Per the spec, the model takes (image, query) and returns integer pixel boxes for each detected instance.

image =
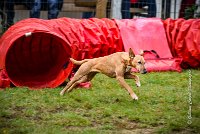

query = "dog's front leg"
[116,76,138,100]
[124,73,141,87]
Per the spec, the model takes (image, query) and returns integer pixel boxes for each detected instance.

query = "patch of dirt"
[0,106,25,120]
[120,128,155,134]
[114,120,138,130]
[112,118,161,134]
[13,106,25,112]
[48,106,66,113]
[170,128,199,134]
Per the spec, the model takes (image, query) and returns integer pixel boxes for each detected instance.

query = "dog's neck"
[121,58,134,73]
[125,65,132,73]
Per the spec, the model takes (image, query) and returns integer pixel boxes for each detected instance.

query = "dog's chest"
[101,68,117,78]
[125,65,132,73]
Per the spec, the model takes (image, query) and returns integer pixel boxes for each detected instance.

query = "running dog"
[60,48,147,100]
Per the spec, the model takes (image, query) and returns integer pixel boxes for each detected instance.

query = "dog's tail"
[70,58,89,65]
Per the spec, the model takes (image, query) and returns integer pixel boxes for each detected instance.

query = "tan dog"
[60,48,147,100]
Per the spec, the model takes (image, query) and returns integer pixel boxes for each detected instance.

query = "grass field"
[0,69,200,134]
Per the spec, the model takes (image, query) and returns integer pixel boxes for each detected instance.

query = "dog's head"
[128,48,147,74]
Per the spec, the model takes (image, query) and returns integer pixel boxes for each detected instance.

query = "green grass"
[0,69,200,134]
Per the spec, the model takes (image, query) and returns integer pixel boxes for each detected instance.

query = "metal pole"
[174,0,177,19]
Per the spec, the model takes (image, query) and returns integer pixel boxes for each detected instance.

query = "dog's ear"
[140,50,144,56]
[129,48,135,59]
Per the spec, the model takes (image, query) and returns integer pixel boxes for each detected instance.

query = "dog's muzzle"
[141,69,147,74]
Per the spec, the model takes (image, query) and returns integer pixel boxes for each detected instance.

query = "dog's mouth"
[140,69,147,74]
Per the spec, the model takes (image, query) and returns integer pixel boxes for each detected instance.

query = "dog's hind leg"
[124,73,141,87]
[60,72,97,95]
[66,75,88,93]
[67,72,97,93]
[60,75,83,95]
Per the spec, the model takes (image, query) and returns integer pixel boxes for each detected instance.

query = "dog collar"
[125,65,132,73]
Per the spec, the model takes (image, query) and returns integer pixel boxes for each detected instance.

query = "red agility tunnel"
[163,18,200,68]
[0,18,123,88]
[0,19,73,88]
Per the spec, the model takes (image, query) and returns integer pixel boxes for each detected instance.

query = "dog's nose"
[142,69,147,74]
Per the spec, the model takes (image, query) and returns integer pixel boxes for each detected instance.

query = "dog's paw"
[133,96,138,100]
[136,81,141,87]
[131,94,139,100]
[60,91,65,96]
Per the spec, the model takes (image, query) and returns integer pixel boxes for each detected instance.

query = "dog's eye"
[138,61,142,64]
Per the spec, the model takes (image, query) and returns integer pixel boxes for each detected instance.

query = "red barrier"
[115,18,182,72]
[0,18,123,88]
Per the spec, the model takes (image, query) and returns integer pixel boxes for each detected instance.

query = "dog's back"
[70,58,90,65]
[70,52,129,66]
